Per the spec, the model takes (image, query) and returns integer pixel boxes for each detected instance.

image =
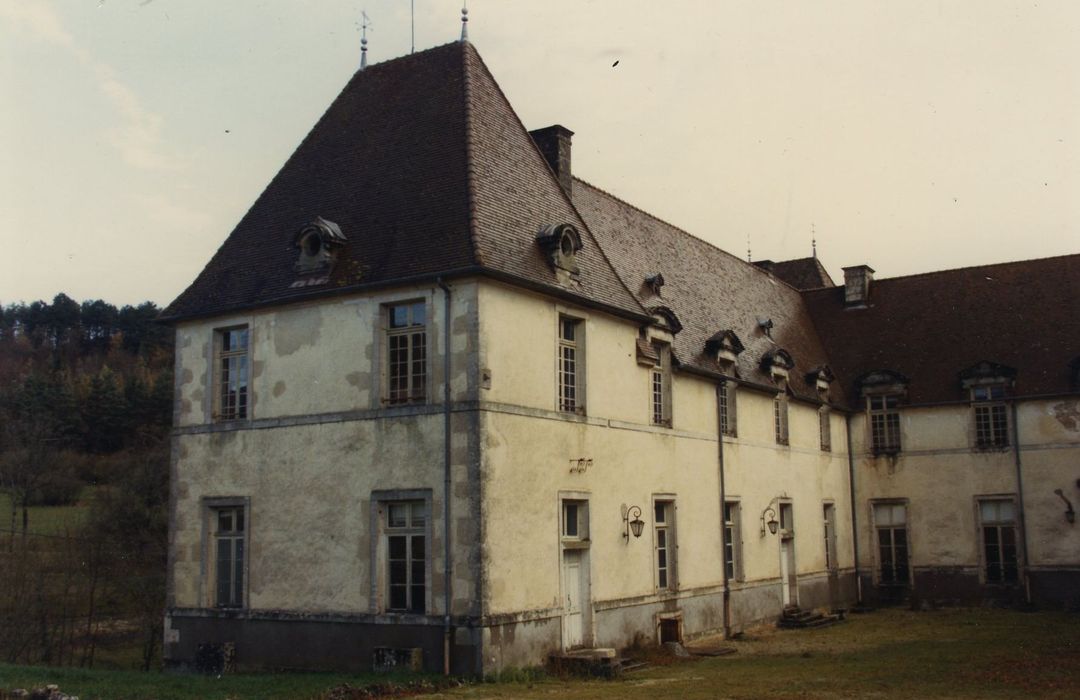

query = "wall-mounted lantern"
[760,497,781,537]
[622,505,645,541]
[1054,489,1076,524]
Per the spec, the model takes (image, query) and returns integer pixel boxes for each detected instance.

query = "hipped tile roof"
[755,257,836,290]
[802,254,1080,404]
[162,42,644,322]
[572,180,836,402]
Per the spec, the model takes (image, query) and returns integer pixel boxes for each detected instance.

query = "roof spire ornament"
[812,222,817,259]
[747,234,752,263]
[460,3,469,42]
[359,11,371,70]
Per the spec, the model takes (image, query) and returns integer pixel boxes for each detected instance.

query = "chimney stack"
[842,265,875,307]
[529,125,574,196]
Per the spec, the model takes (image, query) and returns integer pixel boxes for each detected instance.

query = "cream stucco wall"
[852,398,1080,578]
[170,280,481,617]
[475,282,855,625]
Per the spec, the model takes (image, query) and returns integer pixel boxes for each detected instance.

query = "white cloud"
[2,0,180,171]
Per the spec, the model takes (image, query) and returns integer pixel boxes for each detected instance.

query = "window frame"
[652,498,677,592]
[561,498,590,544]
[214,325,250,422]
[867,394,902,455]
[774,392,790,446]
[971,384,1009,450]
[719,381,737,437]
[871,501,910,586]
[370,489,433,616]
[977,497,1021,585]
[819,406,832,452]
[723,500,743,582]
[556,314,586,414]
[201,496,250,610]
[823,502,838,572]
[382,300,429,406]
[650,340,673,427]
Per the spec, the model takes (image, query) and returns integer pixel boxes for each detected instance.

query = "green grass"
[0,664,448,700]
[0,488,95,538]
[445,608,1080,699]
[1,608,1077,699]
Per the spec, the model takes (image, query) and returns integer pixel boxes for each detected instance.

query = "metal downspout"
[1011,401,1032,604]
[716,382,731,637]
[438,279,453,675]
[845,413,863,605]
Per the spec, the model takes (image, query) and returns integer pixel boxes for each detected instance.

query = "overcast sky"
[2,0,1078,306]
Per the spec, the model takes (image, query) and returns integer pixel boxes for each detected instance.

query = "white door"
[780,539,791,605]
[562,550,584,648]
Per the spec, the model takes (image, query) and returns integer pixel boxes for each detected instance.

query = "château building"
[160,40,1080,674]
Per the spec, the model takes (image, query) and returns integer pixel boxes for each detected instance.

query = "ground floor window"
[979,499,1019,584]
[210,503,246,608]
[823,503,838,571]
[654,500,676,590]
[723,501,742,581]
[873,502,909,585]
[386,501,427,613]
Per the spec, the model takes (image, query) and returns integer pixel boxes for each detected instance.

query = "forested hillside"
[0,294,174,669]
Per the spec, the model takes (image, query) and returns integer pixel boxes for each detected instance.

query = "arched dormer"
[537,223,583,278]
[958,361,1017,391]
[294,217,347,275]
[857,369,909,397]
[806,365,835,395]
[647,306,683,335]
[761,348,795,382]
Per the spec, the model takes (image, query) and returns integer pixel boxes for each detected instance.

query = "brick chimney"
[529,125,574,196]
[842,265,875,307]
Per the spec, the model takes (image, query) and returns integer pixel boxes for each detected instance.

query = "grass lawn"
[1,608,1077,699]
[448,607,1080,699]
[0,488,96,538]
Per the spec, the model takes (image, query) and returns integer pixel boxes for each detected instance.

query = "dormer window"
[761,348,795,382]
[705,330,745,370]
[537,223,583,283]
[960,361,1016,450]
[645,274,665,296]
[806,365,835,400]
[294,217,347,275]
[858,370,909,455]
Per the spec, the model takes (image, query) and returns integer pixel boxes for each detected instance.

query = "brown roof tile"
[802,254,1080,404]
[163,42,643,322]
[755,257,836,290]
[572,179,836,402]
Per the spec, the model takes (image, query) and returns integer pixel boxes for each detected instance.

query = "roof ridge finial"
[359,10,371,70]
[460,2,469,42]
[747,233,752,263]
[811,222,817,259]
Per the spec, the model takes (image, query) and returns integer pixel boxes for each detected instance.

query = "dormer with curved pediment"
[761,347,795,382]
[857,369,909,398]
[647,306,683,335]
[536,223,583,284]
[294,217,347,276]
[806,364,836,398]
[958,360,1017,391]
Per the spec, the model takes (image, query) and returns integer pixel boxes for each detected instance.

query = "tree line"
[0,293,173,669]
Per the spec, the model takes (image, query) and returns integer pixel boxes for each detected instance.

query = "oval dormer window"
[294,217,347,276]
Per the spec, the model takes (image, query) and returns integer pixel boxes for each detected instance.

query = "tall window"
[723,501,742,581]
[558,317,583,413]
[651,341,672,426]
[819,407,832,451]
[774,393,789,445]
[386,302,427,404]
[972,385,1009,448]
[719,382,737,437]
[979,499,1019,584]
[654,500,676,590]
[868,395,901,454]
[386,501,426,613]
[823,503,838,571]
[217,327,249,420]
[214,507,245,608]
[873,503,909,585]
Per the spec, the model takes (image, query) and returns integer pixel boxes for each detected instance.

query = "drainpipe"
[716,381,731,637]
[437,279,453,675]
[845,413,863,605]
[1010,401,1032,604]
